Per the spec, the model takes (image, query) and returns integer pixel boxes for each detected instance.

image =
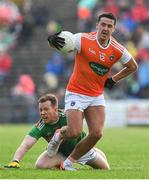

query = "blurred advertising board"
[105,100,149,127]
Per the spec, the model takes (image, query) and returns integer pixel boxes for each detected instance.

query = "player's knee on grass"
[35,161,47,169]
[35,162,42,169]
[87,156,110,170]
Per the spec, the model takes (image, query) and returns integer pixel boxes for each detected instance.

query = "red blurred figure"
[102,0,119,16]
[12,74,35,96]
[0,47,12,83]
[131,0,149,23]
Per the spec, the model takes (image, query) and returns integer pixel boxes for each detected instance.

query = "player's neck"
[98,38,110,47]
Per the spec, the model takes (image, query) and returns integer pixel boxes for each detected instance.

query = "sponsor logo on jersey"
[109,54,115,61]
[89,62,109,76]
[71,101,76,106]
[89,48,96,55]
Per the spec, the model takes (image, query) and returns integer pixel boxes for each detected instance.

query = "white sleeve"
[119,48,132,64]
[74,33,82,52]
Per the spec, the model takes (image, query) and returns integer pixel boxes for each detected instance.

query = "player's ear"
[96,22,99,30]
[54,106,58,112]
[112,26,116,33]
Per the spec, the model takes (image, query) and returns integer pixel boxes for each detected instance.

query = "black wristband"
[104,78,116,89]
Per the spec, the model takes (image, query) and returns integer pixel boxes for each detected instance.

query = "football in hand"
[58,31,76,53]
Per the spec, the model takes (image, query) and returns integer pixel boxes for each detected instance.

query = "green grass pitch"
[0,124,149,179]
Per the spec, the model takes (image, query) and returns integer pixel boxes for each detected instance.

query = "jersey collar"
[96,32,111,49]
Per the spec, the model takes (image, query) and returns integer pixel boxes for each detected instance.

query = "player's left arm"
[5,135,37,168]
[105,48,138,89]
[112,57,138,82]
[12,135,37,162]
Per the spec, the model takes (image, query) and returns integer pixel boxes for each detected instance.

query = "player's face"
[96,17,115,41]
[39,101,58,124]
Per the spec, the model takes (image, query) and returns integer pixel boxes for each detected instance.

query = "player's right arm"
[5,135,37,168]
[47,31,65,50]
[12,135,37,162]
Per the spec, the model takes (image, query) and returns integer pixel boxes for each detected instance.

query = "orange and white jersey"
[66,32,132,96]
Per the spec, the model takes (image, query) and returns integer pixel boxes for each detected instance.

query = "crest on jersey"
[71,101,76,106]
[109,54,115,61]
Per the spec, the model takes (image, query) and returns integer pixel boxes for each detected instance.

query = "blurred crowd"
[0,0,149,123]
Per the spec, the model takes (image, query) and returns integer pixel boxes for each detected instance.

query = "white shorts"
[65,90,105,112]
[77,148,97,165]
[58,148,97,165]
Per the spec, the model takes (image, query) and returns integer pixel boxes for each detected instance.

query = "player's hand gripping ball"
[58,31,76,53]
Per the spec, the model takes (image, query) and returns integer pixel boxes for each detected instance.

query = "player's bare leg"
[61,106,105,170]
[86,148,110,170]
[94,148,108,162]
[70,106,105,159]
[35,151,64,169]
[63,109,84,138]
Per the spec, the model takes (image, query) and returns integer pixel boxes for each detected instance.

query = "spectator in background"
[102,0,119,16]
[18,0,35,42]
[0,46,12,84]
[31,1,49,26]
[0,0,22,25]
[10,0,24,7]
[0,0,23,48]
[44,52,65,91]
[137,28,149,50]
[46,20,62,35]
[130,0,149,24]
[131,26,144,47]
[118,11,137,41]
[11,74,38,123]
[77,0,98,31]
[0,24,16,50]
[117,0,130,13]
[137,49,149,98]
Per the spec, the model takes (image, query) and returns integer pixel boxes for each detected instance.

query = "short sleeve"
[74,33,82,52]
[28,126,42,140]
[119,48,132,64]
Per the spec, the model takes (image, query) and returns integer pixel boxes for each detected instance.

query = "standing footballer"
[47,12,138,170]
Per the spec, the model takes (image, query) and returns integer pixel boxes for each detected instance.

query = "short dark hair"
[97,12,116,25]
[38,93,58,107]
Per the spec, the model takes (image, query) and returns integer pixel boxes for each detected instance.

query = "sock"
[64,156,76,166]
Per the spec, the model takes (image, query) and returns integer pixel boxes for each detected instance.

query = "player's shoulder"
[111,36,124,47]
[35,118,45,129]
[82,31,96,40]
[110,36,125,52]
